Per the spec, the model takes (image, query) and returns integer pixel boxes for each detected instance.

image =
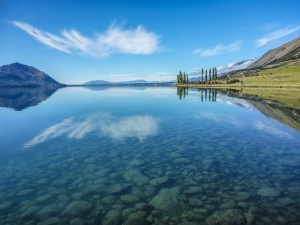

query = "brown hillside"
[248,36,300,68]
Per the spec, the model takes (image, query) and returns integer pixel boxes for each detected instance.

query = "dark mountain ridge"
[0,63,64,87]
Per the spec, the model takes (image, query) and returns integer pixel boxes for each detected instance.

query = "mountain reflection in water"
[0,87,59,111]
[0,87,300,224]
[222,88,300,132]
[178,87,300,133]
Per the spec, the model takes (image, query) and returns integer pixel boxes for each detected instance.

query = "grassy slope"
[236,59,300,87]
[180,59,300,88]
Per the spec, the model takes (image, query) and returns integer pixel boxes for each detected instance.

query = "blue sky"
[0,0,300,84]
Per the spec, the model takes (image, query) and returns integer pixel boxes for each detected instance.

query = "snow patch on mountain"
[217,58,257,74]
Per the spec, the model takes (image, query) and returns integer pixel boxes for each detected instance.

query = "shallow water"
[0,87,300,225]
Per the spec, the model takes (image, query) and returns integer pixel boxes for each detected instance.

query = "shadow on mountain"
[0,87,59,111]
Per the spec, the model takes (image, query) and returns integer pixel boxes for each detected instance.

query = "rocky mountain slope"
[248,36,300,69]
[0,63,64,87]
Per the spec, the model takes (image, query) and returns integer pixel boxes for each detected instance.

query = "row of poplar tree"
[177,68,218,84]
[199,68,218,82]
[177,71,188,84]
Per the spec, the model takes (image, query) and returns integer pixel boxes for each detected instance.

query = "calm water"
[0,87,300,225]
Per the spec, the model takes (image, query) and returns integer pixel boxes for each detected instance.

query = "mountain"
[217,58,257,74]
[83,79,171,86]
[115,79,148,84]
[248,36,300,69]
[187,58,257,82]
[83,80,112,85]
[188,76,202,82]
[0,63,64,87]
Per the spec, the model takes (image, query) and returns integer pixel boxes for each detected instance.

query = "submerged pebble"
[62,201,93,216]
[150,187,180,213]
[123,169,149,186]
[257,187,281,197]
[206,209,246,225]
[0,88,300,225]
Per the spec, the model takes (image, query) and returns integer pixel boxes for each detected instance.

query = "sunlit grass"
[183,59,300,88]
[237,59,300,86]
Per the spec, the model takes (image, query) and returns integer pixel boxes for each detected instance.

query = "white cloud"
[23,113,159,148]
[13,21,160,57]
[194,40,242,56]
[256,25,300,47]
[98,25,160,55]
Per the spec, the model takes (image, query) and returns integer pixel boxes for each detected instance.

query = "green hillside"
[226,58,300,87]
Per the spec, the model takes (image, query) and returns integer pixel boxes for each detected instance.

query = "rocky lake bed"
[0,87,300,225]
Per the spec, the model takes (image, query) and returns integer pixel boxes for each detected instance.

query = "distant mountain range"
[83,79,172,86]
[218,58,257,74]
[248,36,300,69]
[221,35,300,80]
[186,59,255,82]
[186,58,257,82]
[215,35,300,76]
[0,63,64,87]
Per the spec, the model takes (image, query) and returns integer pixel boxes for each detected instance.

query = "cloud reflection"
[194,112,243,127]
[195,112,293,139]
[24,114,159,148]
[217,95,255,110]
[86,87,176,98]
[101,115,158,141]
[253,120,293,139]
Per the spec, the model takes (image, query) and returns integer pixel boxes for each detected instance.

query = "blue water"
[0,87,300,225]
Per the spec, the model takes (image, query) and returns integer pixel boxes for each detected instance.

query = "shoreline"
[175,83,300,89]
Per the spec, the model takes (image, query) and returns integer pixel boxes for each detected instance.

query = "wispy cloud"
[194,40,242,56]
[256,25,300,47]
[12,21,161,57]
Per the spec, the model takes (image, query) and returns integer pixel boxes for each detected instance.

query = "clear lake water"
[0,87,300,225]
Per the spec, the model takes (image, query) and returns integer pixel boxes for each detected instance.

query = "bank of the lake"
[177,86,300,109]
[177,58,300,89]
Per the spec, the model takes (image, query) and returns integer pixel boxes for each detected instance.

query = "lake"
[0,86,300,225]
